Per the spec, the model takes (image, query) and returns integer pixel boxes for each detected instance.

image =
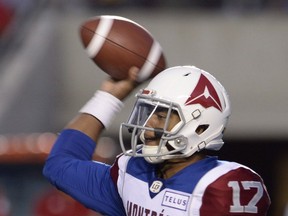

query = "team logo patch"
[185,74,223,111]
[150,180,163,193]
[162,191,189,211]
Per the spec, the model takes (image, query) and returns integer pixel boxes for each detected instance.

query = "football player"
[43,66,271,215]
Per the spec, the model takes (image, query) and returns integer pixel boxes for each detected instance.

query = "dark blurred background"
[0,0,287,215]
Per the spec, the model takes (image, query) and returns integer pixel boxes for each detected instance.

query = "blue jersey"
[43,129,270,216]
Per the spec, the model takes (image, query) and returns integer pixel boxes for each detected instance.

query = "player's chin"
[144,138,160,146]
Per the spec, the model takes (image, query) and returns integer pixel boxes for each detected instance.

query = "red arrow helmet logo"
[184,73,223,112]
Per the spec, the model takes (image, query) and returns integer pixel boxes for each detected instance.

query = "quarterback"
[43,66,271,215]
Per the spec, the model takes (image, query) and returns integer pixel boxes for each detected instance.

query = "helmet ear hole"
[195,124,209,135]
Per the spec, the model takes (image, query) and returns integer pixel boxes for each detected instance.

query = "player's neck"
[157,153,206,179]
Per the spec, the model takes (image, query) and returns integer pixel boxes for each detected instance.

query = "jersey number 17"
[228,181,263,214]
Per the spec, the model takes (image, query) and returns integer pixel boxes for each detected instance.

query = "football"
[79,15,167,82]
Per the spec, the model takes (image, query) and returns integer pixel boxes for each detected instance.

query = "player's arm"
[43,67,139,214]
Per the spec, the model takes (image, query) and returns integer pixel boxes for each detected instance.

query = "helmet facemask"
[119,91,188,163]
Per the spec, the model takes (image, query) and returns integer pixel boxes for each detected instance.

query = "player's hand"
[100,67,140,100]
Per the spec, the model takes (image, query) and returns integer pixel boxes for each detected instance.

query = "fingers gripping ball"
[79,15,167,82]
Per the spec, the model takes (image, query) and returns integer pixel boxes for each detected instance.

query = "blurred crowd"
[1,0,288,61]
[0,186,103,216]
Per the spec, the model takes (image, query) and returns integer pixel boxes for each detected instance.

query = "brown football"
[79,15,167,82]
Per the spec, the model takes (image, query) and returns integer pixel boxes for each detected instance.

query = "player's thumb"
[128,66,140,83]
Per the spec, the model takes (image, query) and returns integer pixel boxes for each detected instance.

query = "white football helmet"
[119,66,231,163]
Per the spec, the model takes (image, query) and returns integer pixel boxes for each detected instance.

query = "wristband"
[79,90,124,128]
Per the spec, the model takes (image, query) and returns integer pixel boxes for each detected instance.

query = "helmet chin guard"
[119,66,231,163]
